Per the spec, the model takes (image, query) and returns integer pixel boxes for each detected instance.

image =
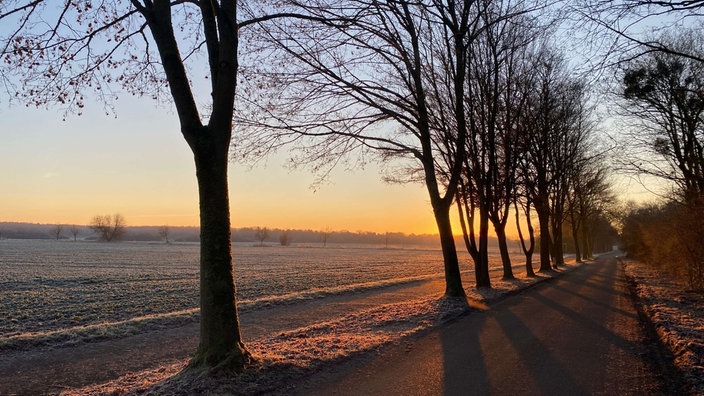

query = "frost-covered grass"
[623,259,704,395]
[55,297,481,395]
[58,263,576,396]
[1,239,494,349]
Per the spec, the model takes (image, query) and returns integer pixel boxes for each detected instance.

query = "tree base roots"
[188,343,254,376]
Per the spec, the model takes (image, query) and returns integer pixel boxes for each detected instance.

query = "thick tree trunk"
[494,223,514,280]
[476,210,491,288]
[514,200,535,277]
[433,202,466,297]
[552,230,565,268]
[525,254,535,277]
[571,222,582,262]
[189,141,250,371]
[535,199,552,272]
[581,224,591,259]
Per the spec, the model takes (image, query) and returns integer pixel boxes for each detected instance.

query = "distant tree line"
[0,221,452,246]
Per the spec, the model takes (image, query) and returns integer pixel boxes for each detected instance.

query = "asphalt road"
[301,255,682,395]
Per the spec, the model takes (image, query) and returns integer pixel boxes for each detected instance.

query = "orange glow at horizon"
[2,98,576,240]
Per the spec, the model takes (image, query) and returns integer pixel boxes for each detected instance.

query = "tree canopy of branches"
[158,225,170,244]
[52,224,64,240]
[0,0,280,372]
[254,226,269,246]
[580,0,704,65]
[455,3,546,285]
[566,160,616,261]
[618,31,704,204]
[239,0,488,296]
[89,214,126,242]
[515,49,594,271]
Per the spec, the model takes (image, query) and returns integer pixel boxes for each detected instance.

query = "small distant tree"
[254,227,269,246]
[321,228,332,248]
[90,214,126,242]
[279,230,291,246]
[69,225,80,241]
[159,225,171,244]
[52,224,64,240]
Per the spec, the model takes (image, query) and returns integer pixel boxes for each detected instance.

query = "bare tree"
[0,0,302,371]
[69,225,80,241]
[89,214,126,242]
[617,31,704,204]
[320,227,332,248]
[566,160,614,261]
[580,0,704,65]
[158,225,170,244]
[279,230,291,246]
[456,5,545,282]
[518,48,591,271]
[254,227,269,246]
[52,224,64,240]
[239,0,478,296]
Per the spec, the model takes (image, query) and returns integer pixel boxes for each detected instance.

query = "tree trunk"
[433,201,466,297]
[494,222,514,280]
[571,221,582,262]
[189,139,250,372]
[514,200,535,277]
[476,209,491,288]
[581,223,592,259]
[535,198,552,272]
[525,253,534,277]
[552,230,565,268]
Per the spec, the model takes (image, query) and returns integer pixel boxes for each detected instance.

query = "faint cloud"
[42,172,57,179]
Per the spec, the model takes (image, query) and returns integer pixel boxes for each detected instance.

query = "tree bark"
[433,200,466,297]
[476,209,492,288]
[552,230,565,268]
[494,223,514,280]
[514,199,536,277]
[570,211,582,262]
[535,197,552,272]
[581,223,592,259]
[142,1,248,372]
[189,136,250,371]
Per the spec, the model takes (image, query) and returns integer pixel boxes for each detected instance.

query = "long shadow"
[551,260,639,319]
[436,255,656,395]
[528,292,637,353]
[549,282,638,319]
[440,310,491,395]
[492,308,589,396]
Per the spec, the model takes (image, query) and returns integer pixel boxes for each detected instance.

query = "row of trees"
[47,215,128,242]
[239,0,616,291]
[46,217,126,242]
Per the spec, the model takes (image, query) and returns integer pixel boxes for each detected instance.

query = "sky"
[0,92,657,236]
[1,95,441,234]
[0,3,665,237]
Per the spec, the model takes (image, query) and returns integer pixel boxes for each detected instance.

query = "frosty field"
[0,239,500,343]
